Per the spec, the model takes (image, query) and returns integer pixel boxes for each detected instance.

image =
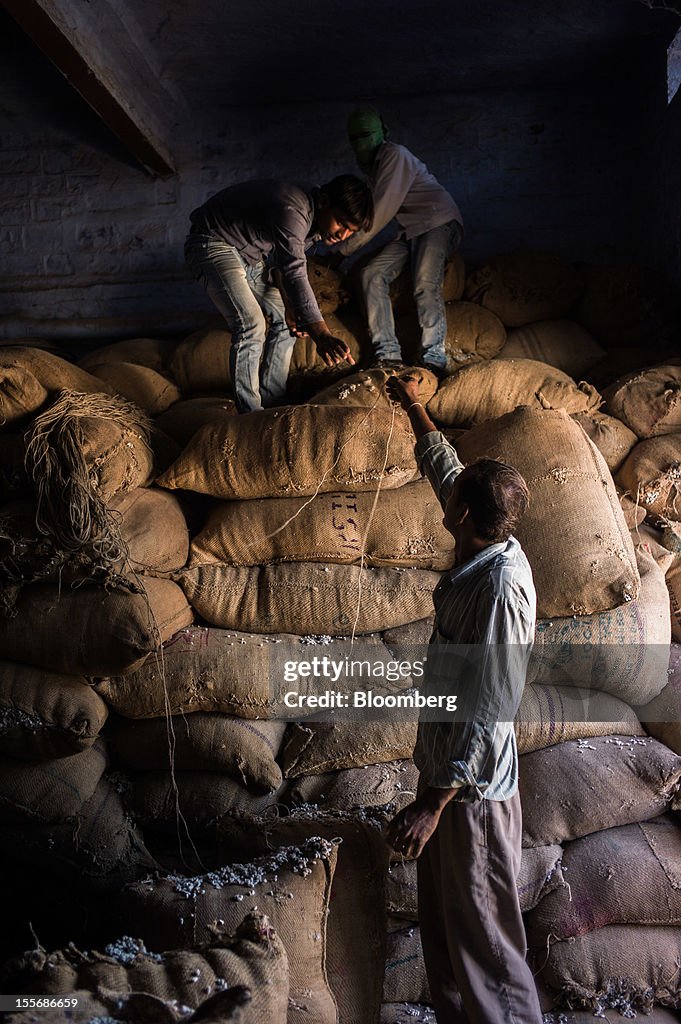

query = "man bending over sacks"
[385,374,542,1024]
[186,175,373,412]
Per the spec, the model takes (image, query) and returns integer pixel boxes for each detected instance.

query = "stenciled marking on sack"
[328,493,362,554]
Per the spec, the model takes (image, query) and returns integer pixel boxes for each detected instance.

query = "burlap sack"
[154,396,237,445]
[604,363,681,438]
[636,643,681,754]
[631,522,675,573]
[4,349,116,395]
[178,563,439,635]
[519,735,681,847]
[286,311,368,401]
[107,487,189,575]
[501,320,605,377]
[464,250,582,327]
[282,721,418,778]
[124,771,282,831]
[0,736,107,823]
[427,358,600,427]
[0,776,158,888]
[514,684,643,754]
[386,843,564,920]
[441,300,507,362]
[286,759,420,811]
[0,660,108,760]
[527,817,681,949]
[379,1006,436,1024]
[78,338,178,375]
[616,433,681,522]
[571,410,638,473]
[455,406,638,618]
[189,479,455,570]
[110,713,286,791]
[540,1006,679,1024]
[618,491,646,528]
[96,626,389,720]
[120,842,338,1024]
[169,326,232,394]
[574,262,679,349]
[586,347,656,391]
[383,618,434,649]
[536,924,681,1014]
[311,366,438,410]
[2,912,289,1023]
[218,809,389,1024]
[85,361,181,416]
[530,546,669,704]
[307,256,348,315]
[157,404,419,499]
[668,557,681,641]
[0,577,193,677]
[0,364,48,426]
[383,922,430,1004]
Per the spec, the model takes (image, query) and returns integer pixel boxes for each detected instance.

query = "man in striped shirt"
[385,376,542,1023]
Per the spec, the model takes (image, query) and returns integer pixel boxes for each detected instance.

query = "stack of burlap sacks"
[1,248,681,1023]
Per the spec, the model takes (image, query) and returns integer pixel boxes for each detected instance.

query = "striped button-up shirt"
[412,432,536,801]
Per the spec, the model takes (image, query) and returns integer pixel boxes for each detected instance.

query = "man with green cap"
[337,106,463,374]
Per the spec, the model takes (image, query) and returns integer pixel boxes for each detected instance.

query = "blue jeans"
[358,219,462,368]
[185,232,296,412]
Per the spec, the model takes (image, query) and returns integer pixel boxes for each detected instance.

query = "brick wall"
[0,20,667,343]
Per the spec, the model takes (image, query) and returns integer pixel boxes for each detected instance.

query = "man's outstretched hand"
[314,333,356,367]
[385,374,421,411]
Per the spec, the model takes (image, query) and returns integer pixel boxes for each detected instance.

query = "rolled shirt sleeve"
[414,430,465,512]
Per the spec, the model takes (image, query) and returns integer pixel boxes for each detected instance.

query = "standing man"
[185,176,373,412]
[336,107,463,374]
[385,376,543,1024]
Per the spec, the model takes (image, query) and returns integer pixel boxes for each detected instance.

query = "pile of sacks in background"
[0,247,680,1023]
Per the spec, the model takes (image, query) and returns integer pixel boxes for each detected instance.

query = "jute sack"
[535,925,681,1014]
[0,348,117,395]
[618,491,646,528]
[286,311,368,401]
[519,735,681,847]
[587,347,657,391]
[107,488,189,575]
[383,921,430,1004]
[501,320,605,377]
[574,262,679,348]
[514,684,643,755]
[571,410,638,474]
[616,433,681,522]
[311,366,438,410]
[379,1007,437,1024]
[0,736,107,823]
[464,250,582,327]
[218,809,389,1024]
[540,1006,680,1024]
[169,326,232,394]
[442,300,507,362]
[604,363,681,438]
[96,626,389,720]
[120,841,338,1024]
[526,817,681,949]
[0,365,48,426]
[178,563,440,635]
[0,660,108,760]
[85,361,181,416]
[0,776,158,889]
[456,407,638,618]
[124,771,283,831]
[636,643,681,754]
[157,404,418,499]
[307,256,348,315]
[427,358,600,428]
[110,713,286,791]
[529,546,670,704]
[386,843,564,920]
[282,721,418,778]
[154,396,237,445]
[0,577,193,676]
[78,337,178,376]
[2,912,290,1023]
[286,759,419,812]
[188,479,455,570]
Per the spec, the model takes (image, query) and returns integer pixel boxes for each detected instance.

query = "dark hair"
[456,458,530,543]
[320,175,373,232]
